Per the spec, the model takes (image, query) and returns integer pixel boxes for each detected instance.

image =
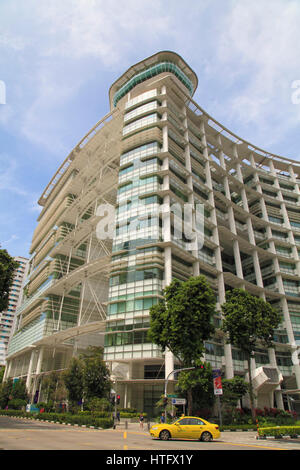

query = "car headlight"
[151,426,158,430]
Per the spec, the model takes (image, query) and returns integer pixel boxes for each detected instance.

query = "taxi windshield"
[170,417,182,424]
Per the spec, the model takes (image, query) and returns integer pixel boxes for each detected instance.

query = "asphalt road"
[0,416,300,454]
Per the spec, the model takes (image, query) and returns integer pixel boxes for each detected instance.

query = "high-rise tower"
[0,256,28,366]
[5,52,300,414]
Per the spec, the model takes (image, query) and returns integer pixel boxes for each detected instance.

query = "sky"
[1,0,300,259]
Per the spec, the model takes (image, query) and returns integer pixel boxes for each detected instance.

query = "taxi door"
[172,418,193,439]
[188,418,206,439]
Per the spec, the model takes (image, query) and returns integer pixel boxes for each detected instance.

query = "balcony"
[246,366,283,394]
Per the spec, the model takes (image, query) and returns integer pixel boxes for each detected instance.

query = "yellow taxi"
[149,416,220,442]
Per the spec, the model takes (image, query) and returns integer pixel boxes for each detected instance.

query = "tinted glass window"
[178,418,190,425]
[189,418,205,425]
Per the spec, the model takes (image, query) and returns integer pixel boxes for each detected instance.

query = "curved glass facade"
[113,61,194,107]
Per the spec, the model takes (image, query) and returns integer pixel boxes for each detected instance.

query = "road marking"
[218,441,287,451]
[123,431,128,450]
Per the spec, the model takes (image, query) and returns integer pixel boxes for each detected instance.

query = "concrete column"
[26,349,36,393]
[252,250,264,290]
[3,359,12,382]
[292,350,300,390]
[216,136,234,379]
[233,239,243,279]
[268,347,284,410]
[31,347,44,403]
[217,270,234,380]
[164,244,174,379]
[36,347,44,375]
[161,104,174,380]
[162,124,168,153]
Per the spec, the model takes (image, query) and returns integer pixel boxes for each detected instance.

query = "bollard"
[125,420,128,429]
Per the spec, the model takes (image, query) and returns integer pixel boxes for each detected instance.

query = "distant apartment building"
[0,256,28,365]
[4,51,300,414]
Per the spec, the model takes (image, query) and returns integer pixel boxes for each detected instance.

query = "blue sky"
[1,0,300,259]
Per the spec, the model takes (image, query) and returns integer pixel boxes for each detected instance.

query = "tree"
[63,347,111,411]
[0,378,28,409]
[81,347,111,400]
[221,288,281,421]
[0,249,18,312]
[63,358,84,407]
[221,375,249,409]
[10,379,28,401]
[0,379,13,408]
[176,362,214,416]
[40,371,67,409]
[148,275,216,413]
[0,366,5,384]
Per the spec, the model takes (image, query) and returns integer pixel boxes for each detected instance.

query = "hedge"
[258,426,300,438]
[0,410,113,429]
[220,424,257,432]
[0,410,25,418]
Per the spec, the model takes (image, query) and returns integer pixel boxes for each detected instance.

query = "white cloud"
[0,33,26,51]
[0,154,40,208]
[0,156,27,196]
[2,234,19,245]
[212,0,300,153]
[34,0,169,64]
[0,0,172,156]
[1,0,300,157]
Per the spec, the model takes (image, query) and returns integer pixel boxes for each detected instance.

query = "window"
[178,418,190,425]
[123,113,158,136]
[114,62,194,107]
[124,101,158,122]
[269,216,283,224]
[189,418,205,425]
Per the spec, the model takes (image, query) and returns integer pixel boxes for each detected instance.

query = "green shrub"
[220,424,257,432]
[119,408,137,413]
[36,402,51,411]
[0,409,113,429]
[258,426,300,438]
[7,399,27,410]
[85,397,111,412]
[257,408,296,426]
[0,409,26,417]
[119,412,147,419]
[90,411,111,418]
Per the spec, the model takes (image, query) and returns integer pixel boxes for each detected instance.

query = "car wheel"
[201,431,212,442]
[159,430,171,441]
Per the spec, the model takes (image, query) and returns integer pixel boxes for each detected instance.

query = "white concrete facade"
[4,52,300,415]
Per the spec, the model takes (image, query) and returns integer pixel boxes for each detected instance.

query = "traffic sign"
[212,369,223,395]
[167,394,178,398]
[171,398,186,405]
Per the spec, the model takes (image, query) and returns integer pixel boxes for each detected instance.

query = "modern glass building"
[0,256,28,366]
[4,51,300,414]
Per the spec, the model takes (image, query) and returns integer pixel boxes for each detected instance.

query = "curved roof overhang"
[109,50,198,109]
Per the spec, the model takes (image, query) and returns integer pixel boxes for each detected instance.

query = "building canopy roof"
[109,50,198,109]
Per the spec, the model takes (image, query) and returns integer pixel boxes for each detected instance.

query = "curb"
[256,435,300,440]
[222,429,256,432]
